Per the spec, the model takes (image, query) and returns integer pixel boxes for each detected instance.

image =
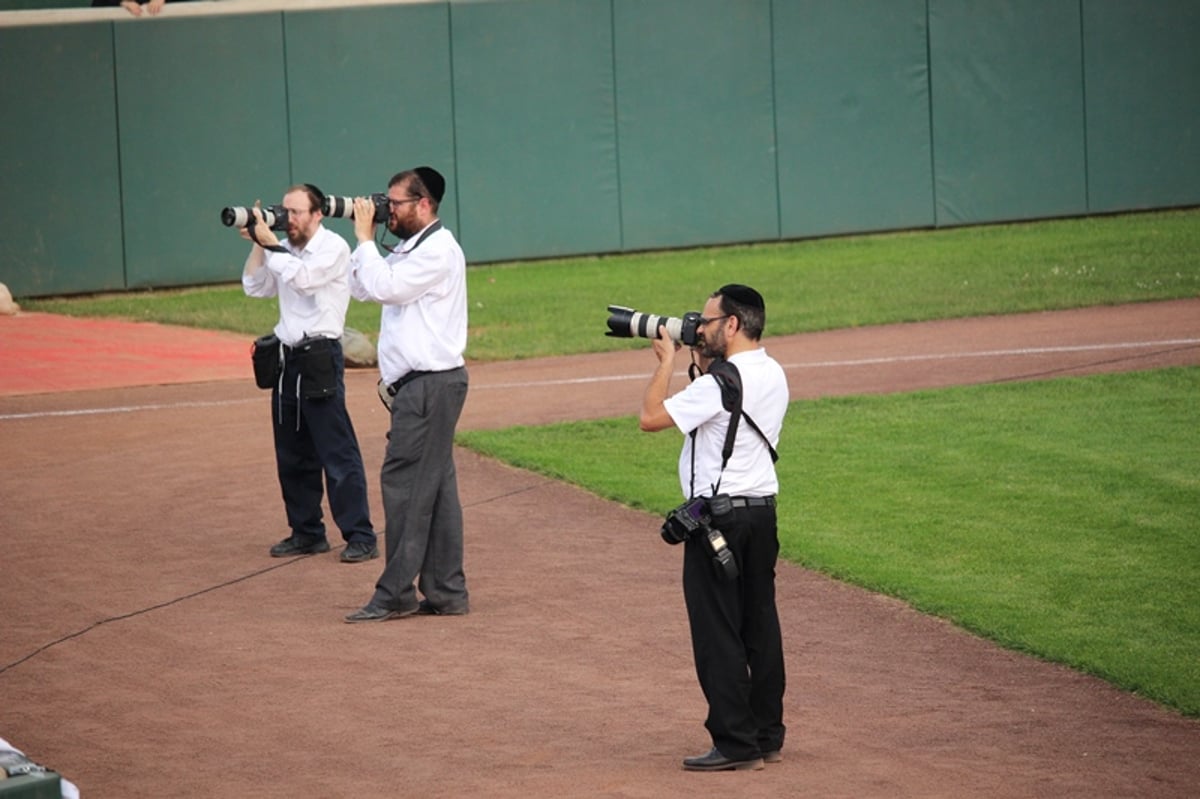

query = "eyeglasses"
[698,314,730,327]
[388,197,422,210]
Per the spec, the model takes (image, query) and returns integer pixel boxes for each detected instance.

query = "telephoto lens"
[220,205,288,231]
[322,193,389,224]
[605,305,703,346]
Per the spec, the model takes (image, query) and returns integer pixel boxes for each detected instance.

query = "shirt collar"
[399,219,441,253]
[284,223,326,257]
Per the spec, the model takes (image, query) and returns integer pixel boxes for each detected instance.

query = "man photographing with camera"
[639,284,789,772]
[343,167,471,623]
[237,185,379,565]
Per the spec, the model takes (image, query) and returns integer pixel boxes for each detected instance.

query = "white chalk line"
[2,338,1197,422]
[472,338,1200,390]
[0,398,258,421]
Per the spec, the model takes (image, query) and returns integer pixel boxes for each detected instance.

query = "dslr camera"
[661,495,739,581]
[322,193,389,224]
[606,305,703,347]
[220,204,288,231]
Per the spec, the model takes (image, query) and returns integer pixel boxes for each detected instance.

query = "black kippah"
[718,284,765,311]
[303,183,326,209]
[413,166,446,203]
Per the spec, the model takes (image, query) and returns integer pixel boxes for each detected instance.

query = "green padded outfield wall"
[283,2,457,248]
[773,0,934,238]
[928,0,1088,226]
[1083,0,1200,212]
[0,0,86,8]
[113,12,290,288]
[0,22,124,297]
[613,0,779,251]
[2,0,1199,298]
[451,0,619,262]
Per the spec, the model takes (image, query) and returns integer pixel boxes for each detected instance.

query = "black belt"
[385,366,462,397]
[281,337,338,357]
[729,495,776,509]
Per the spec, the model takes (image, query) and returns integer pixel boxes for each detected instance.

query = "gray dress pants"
[371,366,469,610]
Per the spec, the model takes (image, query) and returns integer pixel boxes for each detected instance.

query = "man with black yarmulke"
[640,284,790,772]
[344,167,471,622]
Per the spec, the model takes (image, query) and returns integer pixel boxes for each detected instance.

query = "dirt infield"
[2,299,1199,798]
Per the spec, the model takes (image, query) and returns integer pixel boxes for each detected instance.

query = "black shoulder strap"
[706,359,779,466]
[409,220,443,251]
[247,220,287,253]
[706,359,743,470]
[383,220,443,255]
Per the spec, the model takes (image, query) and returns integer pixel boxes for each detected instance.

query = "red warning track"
[0,312,250,396]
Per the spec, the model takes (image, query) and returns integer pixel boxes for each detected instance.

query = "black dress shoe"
[269,535,331,557]
[343,602,418,623]
[417,598,470,616]
[340,541,379,563]
[682,748,764,772]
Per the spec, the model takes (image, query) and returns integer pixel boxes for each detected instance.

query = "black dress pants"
[682,503,785,760]
[271,342,375,545]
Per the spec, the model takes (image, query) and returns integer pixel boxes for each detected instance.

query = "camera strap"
[247,220,287,253]
[380,220,443,255]
[686,358,779,498]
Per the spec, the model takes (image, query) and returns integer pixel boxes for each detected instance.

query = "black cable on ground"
[0,480,552,676]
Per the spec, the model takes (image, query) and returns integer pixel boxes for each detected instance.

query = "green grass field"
[23,208,1200,715]
[24,208,1200,361]
[457,369,1200,716]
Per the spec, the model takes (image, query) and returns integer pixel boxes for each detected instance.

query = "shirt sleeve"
[663,374,724,435]
[263,232,347,296]
[242,263,278,298]
[349,242,386,302]
[349,238,453,306]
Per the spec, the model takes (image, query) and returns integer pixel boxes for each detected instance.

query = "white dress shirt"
[348,222,468,385]
[241,224,351,345]
[663,347,789,499]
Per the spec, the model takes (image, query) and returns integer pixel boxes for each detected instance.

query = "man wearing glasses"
[639,284,789,772]
[343,167,471,623]
[239,184,379,565]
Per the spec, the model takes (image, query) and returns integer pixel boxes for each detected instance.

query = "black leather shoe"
[417,598,470,616]
[682,748,764,772]
[343,602,418,623]
[269,536,331,557]
[340,541,379,563]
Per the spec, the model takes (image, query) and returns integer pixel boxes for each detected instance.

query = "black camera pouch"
[707,493,735,528]
[295,336,338,400]
[251,333,281,390]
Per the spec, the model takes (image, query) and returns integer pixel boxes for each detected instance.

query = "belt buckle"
[377,379,395,411]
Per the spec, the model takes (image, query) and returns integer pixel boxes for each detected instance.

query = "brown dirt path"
[1,298,1198,798]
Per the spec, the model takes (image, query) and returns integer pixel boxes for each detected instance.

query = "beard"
[388,215,421,239]
[698,332,725,360]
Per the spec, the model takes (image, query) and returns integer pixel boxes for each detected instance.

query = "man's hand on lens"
[352,197,376,244]
[652,327,680,364]
[237,200,263,243]
[248,204,281,249]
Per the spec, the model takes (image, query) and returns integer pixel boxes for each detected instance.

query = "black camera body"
[661,496,708,544]
[221,204,288,231]
[323,193,389,224]
[661,495,739,581]
[606,305,703,347]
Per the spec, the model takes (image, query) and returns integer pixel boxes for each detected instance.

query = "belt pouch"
[251,333,281,389]
[708,493,735,528]
[296,337,338,399]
